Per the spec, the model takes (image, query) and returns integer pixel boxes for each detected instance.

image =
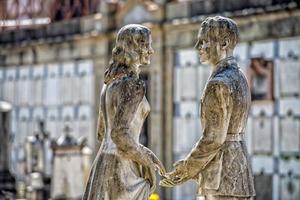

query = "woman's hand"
[152,155,166,177]
[141,145,166,177]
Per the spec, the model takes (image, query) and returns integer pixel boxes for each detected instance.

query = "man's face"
[195,28,222,65]
[140,35,154,65]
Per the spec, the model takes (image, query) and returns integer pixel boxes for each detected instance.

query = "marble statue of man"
[160,16,256,200]
[83,24,165,200]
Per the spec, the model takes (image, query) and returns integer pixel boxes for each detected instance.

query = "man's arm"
[161,79,233,186]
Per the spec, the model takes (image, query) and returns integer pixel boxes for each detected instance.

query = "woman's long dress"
[83,74,155,200]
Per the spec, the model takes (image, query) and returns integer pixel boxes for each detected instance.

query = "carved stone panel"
[179,101,198,118]
[17,67,31,106]
[173,117,200,154]
[279,98,300,116]
[60,62,75,105]
[252,156,274,174]
[61,106,75,135]
[277,60,300,97]
[32,107,45,132]
[176,49,198,67]
[77,60,94,104]
[76,105,94,145]
[252,116,273,154]
[279,37,300,59]
[280,117,300,154]
[17,108,31,145]
[250,40,275,59]
[174,67,182,103]
[31,65,46,106]
[280,176,300,200]
[0,68,4,99]
[251,101,274,117]
[3,68,17,104]
[181,67,197,100]
[279,160,300,175]
[45,63,60,106]
[46,108,61,139]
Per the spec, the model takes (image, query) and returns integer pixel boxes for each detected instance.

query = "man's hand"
[159,160,190,187]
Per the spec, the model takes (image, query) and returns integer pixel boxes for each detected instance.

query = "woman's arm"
[96,86,106,145]
[111,77,165,175]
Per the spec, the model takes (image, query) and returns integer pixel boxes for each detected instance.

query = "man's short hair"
[200,16,239,49]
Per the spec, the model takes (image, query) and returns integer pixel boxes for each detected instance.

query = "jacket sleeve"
[110,78,158,167]
[96,86,106,144]
[184,79,233,177]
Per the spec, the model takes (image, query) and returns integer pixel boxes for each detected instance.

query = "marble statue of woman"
[83,24,166,200]
[160,16,256,200]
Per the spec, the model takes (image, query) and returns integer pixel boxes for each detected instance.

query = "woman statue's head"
[111,24,154,66]
[104,24,154,84]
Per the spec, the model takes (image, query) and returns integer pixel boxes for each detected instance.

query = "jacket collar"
[211,56,238,78]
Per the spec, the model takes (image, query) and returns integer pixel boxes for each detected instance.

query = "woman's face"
[139,35,154,65]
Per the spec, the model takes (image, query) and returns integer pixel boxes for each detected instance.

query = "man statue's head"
[195,16,239,66]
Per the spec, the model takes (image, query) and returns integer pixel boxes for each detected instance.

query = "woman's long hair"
[104,24,151,84]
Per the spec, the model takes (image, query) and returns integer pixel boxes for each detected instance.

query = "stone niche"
[247,58,274,101]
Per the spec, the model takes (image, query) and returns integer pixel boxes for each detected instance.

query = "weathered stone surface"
[83,24,164,200]
[161,16,255,198]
